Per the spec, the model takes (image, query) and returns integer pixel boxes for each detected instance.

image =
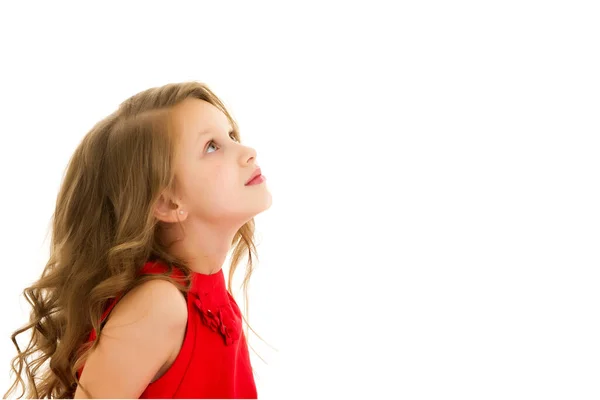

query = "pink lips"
[245,167,265,185]
[246,175,265,185]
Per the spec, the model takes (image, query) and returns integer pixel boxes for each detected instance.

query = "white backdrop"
[0,1,599,399]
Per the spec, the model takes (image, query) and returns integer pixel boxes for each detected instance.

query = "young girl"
[4,81,272,399]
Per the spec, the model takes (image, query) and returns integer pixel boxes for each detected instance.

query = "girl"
[4,81,272,399]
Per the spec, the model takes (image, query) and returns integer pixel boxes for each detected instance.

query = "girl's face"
[169,98,271,226]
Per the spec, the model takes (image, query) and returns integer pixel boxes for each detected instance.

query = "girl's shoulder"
[96,260,188,335]
[76,271,188,398]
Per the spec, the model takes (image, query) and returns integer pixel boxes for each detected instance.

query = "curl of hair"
[4,82,263,399]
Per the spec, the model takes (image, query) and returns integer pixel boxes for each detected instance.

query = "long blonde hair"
[4,82,261,399]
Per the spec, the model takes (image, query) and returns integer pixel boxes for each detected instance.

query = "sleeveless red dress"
[77,260,257,399]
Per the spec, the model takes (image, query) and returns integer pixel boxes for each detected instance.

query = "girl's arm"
[74,279,188,399]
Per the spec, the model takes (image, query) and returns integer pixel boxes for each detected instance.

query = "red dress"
[77,260,258,399]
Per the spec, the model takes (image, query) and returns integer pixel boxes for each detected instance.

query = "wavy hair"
[4,82,262,399]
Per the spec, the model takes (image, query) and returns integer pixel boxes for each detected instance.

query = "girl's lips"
[245,174,265,185]
[245,167,262,184]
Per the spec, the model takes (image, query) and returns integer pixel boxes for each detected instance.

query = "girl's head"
[153,96,272,275]
[165,96,269,225]
[5,82,270,399]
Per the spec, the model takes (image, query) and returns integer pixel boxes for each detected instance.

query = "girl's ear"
[154,191,187,223]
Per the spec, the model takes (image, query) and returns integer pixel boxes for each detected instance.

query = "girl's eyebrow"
[197,129,212,143]
[196,126,234,144]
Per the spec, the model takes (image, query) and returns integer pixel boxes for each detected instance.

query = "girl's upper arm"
[74,279,188,399]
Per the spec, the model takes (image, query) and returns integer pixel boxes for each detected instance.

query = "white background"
[0,1,599,399]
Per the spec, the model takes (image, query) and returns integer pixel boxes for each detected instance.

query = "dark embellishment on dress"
[193,296,241,346]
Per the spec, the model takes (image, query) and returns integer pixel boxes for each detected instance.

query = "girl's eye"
[205,132,238,154]
[206,140,218,153]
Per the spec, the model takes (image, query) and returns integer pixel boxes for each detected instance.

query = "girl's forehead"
[171,98,232,141]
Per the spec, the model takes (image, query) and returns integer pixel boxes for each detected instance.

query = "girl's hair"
[4,82,261,399]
